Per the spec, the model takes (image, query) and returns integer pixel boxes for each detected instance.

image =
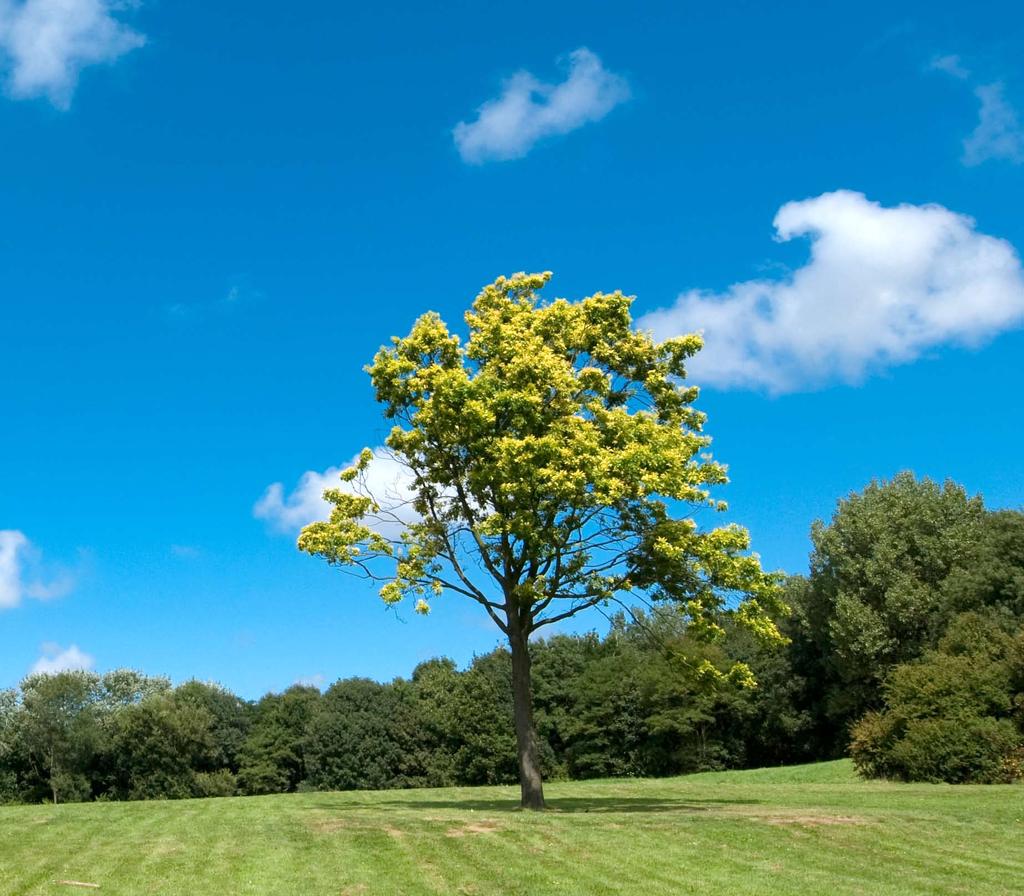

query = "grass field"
[1,760,1021,895]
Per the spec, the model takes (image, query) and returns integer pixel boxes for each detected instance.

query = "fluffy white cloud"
[963,82,1024,166]
[31,642,94,675]
[639,191,1024,393]
[255,448,419,536]
[453,48,630,163]
[0,0,145,108]
[0,530,75,609]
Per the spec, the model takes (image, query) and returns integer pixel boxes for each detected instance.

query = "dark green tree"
[304,678,407,791]
[15,671,102,803]
[797,473,986,742]
[238,685,322,795]
[172,680,252,775]
[107,692,222,800]
[942,510,1024,617]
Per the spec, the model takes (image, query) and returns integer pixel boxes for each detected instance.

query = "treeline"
[1,473,1022,803]
[0,611,793,803]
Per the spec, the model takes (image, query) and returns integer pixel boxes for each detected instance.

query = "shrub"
[193,770,238,798]
[849,711,900,779]
[890,717,1020,783]
[850,614,1024,784]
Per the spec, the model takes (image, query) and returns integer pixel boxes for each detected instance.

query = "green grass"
[1,761,1021,895]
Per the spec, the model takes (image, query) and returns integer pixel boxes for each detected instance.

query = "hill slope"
[0,761,1020,895]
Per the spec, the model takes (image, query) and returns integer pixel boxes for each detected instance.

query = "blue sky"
[2,0,1023,696]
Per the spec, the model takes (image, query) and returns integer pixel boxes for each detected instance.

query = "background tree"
[406,658,463,787]
[942,510,1024,618]
[530,634,600,779]
[172,680,252,777]
[722,611,815,768]
[563,628,649,779]
[238,685,321,795]
[15,671,102,803]
[304,679,385,791]
[106,691,223,800]
[793,473,986,746]
[446,651,519,786]
[298,272,783,808]
[0,688,22,802]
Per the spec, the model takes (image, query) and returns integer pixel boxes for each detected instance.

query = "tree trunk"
[507,622,546,810]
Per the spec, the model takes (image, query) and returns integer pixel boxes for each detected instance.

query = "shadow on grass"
[303,796,762,814]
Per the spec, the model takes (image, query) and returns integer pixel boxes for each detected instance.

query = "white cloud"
[963,82,1024,166]
[0,530,29,608]
[0,530,75,609]
[639,190,1024,393]
[453,48,630,163]
[926,56,1023,167]
[928,54,970,80]
[255,448,420,536]
[30,642,94,675]
[0,0,145,109]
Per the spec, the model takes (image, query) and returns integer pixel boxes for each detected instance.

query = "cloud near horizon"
[30,642,95,675]
[0,0,145,108]
[639,190,1024,393]
[453,48,630,163]
[255,448,419,537]
[0,530,76,610]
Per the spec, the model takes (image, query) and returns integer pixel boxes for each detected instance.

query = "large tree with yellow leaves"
[299,273,782,809]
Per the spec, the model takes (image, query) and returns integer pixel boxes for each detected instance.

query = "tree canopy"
[298,272,783,807]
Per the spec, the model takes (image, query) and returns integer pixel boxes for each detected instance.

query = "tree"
[943,510,1024,618]
[298,273,782,808]
[304,678,408,791]
[15,671,102,804]
[238,685,321,795]
[795,473,989,745]
[0,688,22,802]
[172,680,252,775]
[107,692,222,800]
[447,651,519,786]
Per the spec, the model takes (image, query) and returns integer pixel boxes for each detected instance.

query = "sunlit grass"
[1,760,1021,895]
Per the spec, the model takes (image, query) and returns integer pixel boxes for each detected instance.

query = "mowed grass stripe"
[0,761,1021,895]
[880,814,1023,871]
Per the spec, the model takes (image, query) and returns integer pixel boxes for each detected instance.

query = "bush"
[852,715,1023,784]
[895,718,1020,783]
[0,770,17,804]
[850,614,1024,784]
[193,770,238,798]
[849,711,900,779]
